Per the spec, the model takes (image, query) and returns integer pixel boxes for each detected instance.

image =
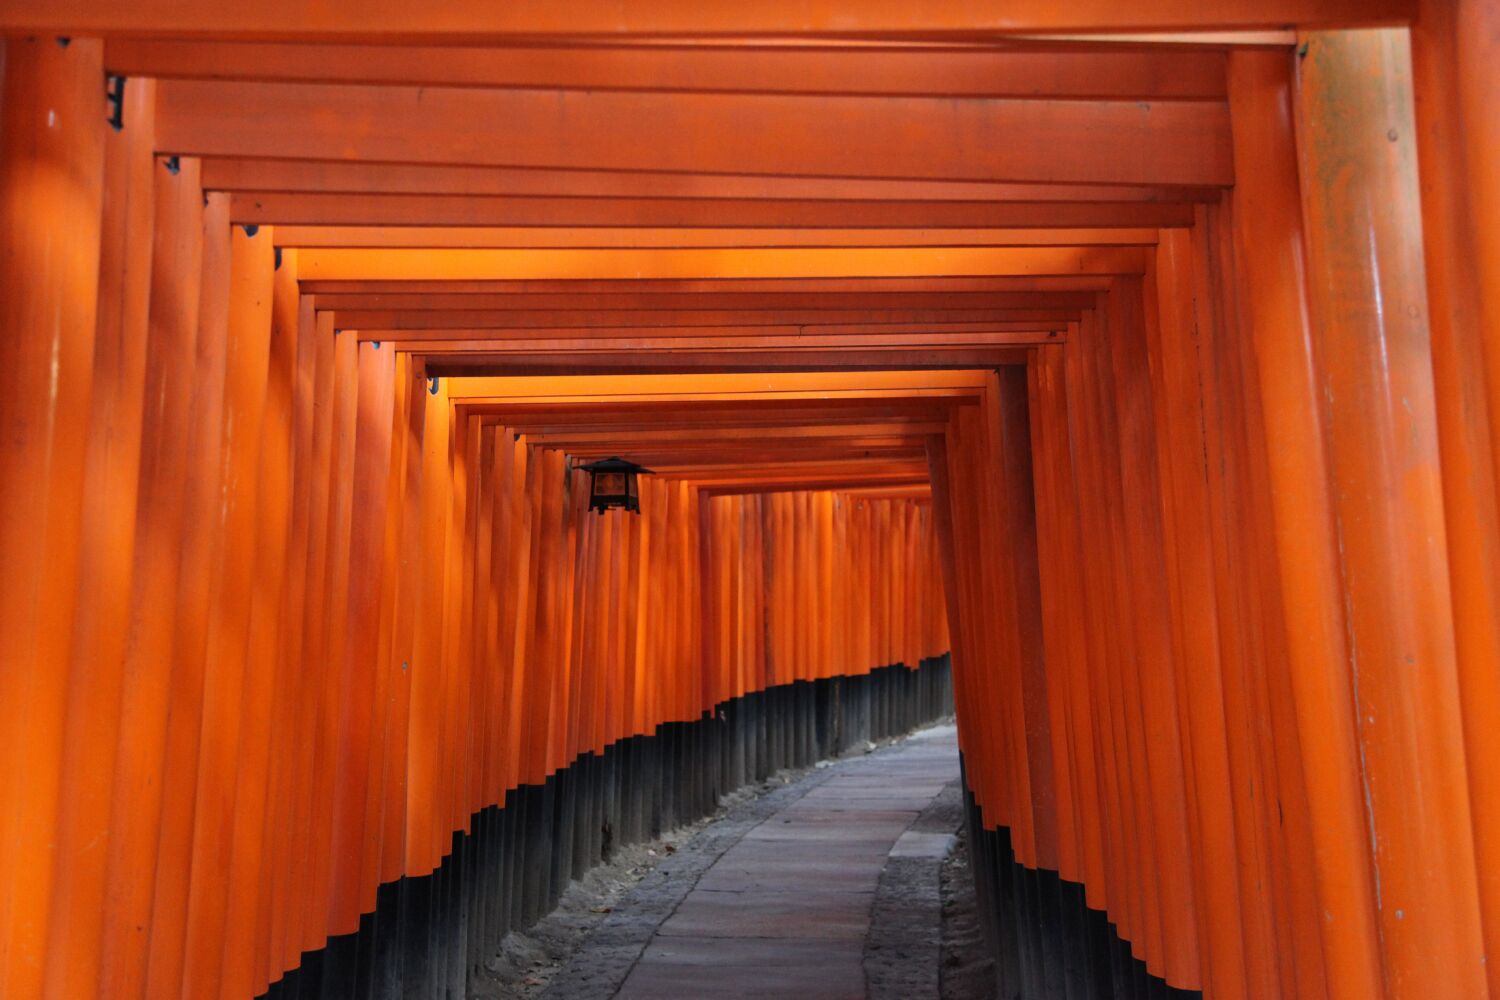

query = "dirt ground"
[940,828,998,1000]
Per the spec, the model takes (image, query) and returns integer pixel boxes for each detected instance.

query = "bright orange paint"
[2,9,1495,1000]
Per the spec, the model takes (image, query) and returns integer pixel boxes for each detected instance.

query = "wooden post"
[1411,5,1500,991]
[1296,28,1487,1000]
[0,36,106,1000]
[1226,48,1384,1000]
[40,71,154,1000]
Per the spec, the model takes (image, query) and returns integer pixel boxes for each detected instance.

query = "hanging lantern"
[576,456,653,514]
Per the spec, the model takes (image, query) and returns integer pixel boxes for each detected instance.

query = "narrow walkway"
[535,725,961,1000]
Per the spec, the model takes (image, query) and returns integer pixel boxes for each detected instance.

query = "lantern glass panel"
[595,471,626,495]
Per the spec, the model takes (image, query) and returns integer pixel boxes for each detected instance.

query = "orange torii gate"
[1,2,1498,999]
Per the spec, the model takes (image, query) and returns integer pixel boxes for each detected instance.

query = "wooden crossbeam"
[421,350,1034,375]
[108,40,1230,100]
[156,80,1232,186]
[294,247,1146,281]
[301,276,1116,294]
[202,159,1220,202]
[484,411,962,433]
[3,0,1414,38]
[276,228,1156,250]
[450,385,979,405]
[232,193,1192,228]
[309,291,1099,310]
[443,370,991,494]
[273,227,1163,249]
[331,307,1078,330]
[697,477,930,495]
[526,422,951,444]
[358,325,1060,345]
[380,330,1056,348]
[566,445,933,466]
[663,469,931,488]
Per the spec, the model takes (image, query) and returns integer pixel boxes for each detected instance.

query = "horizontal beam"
[642,457,931,474]
[485,412,962,434]
[670,471,931,489]
[472,399,966,426]
[108,40,1228,100]
[1020,31,1294,47]
[333,307,1077,330]
[564,446,933,467]
[698,478,930,496]
[563,439,935,455]
[360,325,1060,345]
[310,291,1099,310]
[527,421,949,444]
[235,193,1190,228]
[4,1,1414,38]
[520,432,949,465]
[202,159,1220,202]
[157,80,1233,186]
[465,404,968,427]
[424,350,1032,375]
[301,276,1115,294]
[459,392,975,415]
[580,437,934,454]
[446,366,989,397]
[294,246,1146,281]
[273,226,1163,249]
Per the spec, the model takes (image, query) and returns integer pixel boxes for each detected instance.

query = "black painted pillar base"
[959,755,1203,1000]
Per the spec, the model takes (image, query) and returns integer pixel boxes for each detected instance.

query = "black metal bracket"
[105,74,126,131]
[273,246,283,270]
[164,155,180,175]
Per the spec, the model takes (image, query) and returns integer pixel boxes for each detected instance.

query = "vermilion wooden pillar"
[324,336,397,937]
[1225,49,1382,1000]
[41,73,156,1000]
[219,245,298,1000]
[1022,350,1073,875]
[97,151,205,1000]
[0,33,106,1000]
[178,223,276,1000]
[1102,279,1202,988]
[1410,4,1500,990]
[1174,192,1288,998]
[1144,230,1247,1000]
[1295,29,1487,1000]
[141,187,233,1000]
[994,368,1055,874]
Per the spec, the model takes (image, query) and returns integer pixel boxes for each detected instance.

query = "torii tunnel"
[1,3,1498,999]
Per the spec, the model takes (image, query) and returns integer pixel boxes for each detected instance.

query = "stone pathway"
[535,724,960,1000]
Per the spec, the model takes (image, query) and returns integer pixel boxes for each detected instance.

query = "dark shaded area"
[960,758,1202,1000]
[865,777,966,999]
[256,656,953,1000]
[940,825,998,1000]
